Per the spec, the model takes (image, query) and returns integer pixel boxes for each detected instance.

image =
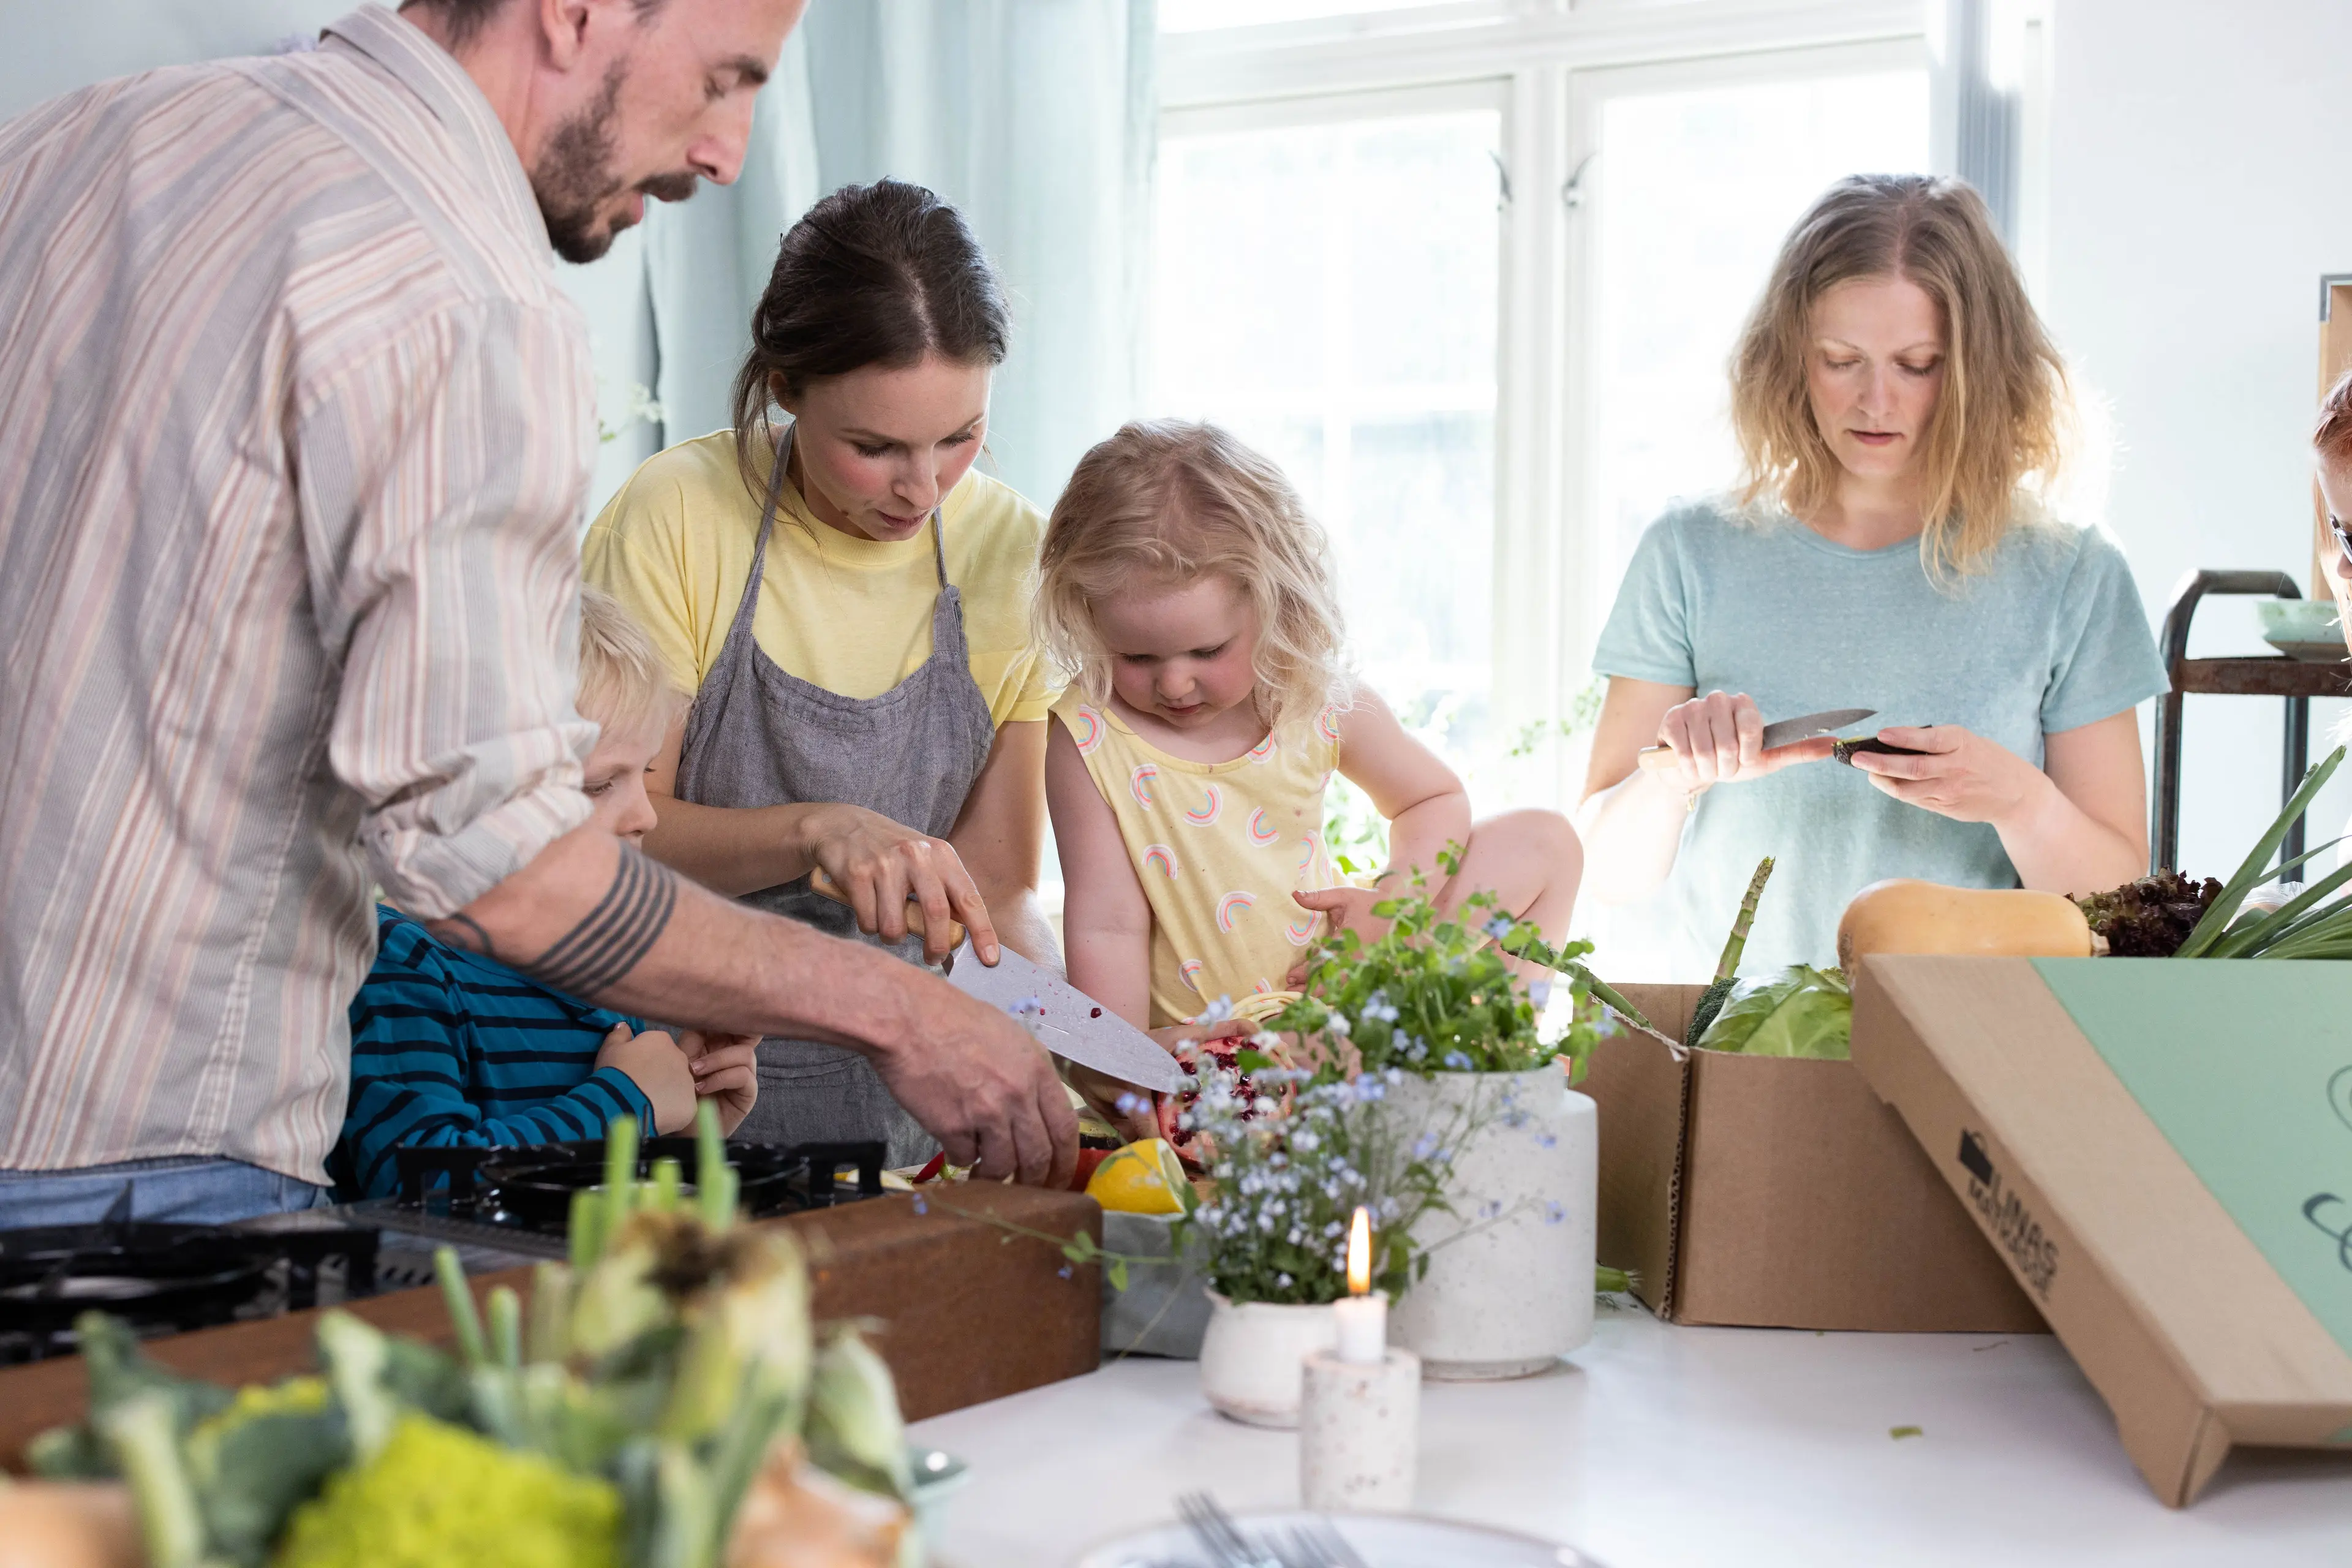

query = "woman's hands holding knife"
[1651,690,1839,797]
[803,803,1000,965]
[1842,723,2037,821]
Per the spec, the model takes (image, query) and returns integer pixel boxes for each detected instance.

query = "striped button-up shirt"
[0,7,598,1183]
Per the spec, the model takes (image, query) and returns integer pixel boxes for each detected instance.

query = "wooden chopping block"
[0,1188,1101,1472]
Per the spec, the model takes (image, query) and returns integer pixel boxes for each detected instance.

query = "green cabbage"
[1694,965,1852,1059]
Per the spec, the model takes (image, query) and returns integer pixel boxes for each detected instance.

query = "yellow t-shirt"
[1056,694,1346,1028]
[582,429,1058,725]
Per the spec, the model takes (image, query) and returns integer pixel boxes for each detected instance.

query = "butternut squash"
[1836,879,2100,971]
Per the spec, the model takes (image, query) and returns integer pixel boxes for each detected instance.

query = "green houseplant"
[1261,858,1607,1381]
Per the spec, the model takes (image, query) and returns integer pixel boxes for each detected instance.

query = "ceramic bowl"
[2257,597,2343,646]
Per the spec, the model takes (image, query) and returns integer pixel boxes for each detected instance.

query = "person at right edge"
[0,0,1074,1230]
[1576,175,2168,979]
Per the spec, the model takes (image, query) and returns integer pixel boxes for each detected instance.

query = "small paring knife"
[806,867,1185,1093]
[1634,706,1875,774]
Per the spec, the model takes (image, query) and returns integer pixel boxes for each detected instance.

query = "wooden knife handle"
[807,865,968,949]
[1634,744,1680,774]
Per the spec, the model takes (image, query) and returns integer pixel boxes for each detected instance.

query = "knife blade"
[805,867,1181,1090]
[943,938,1187,1093]
[1635,706,1875,773]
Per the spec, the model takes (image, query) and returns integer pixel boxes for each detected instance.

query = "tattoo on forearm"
[526,845,680,998]
[438,913,499,959]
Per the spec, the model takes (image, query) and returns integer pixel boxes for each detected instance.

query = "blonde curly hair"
[1036,421,1349,737]
[1730,174,2073,576]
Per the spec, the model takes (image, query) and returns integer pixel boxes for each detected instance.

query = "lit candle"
[1331,1205,1387,1363]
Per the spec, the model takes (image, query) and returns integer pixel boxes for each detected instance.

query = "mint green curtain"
[636,0,1158,510]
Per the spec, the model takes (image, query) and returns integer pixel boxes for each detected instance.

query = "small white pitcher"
[1197,1292,1338,1427]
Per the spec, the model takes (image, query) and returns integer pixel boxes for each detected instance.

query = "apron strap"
[729,424,793,643]
[927,504,949,591]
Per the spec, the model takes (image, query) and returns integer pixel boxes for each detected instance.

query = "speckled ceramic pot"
[1197,1292,1338,1427]
[1386,1067,1597,1379]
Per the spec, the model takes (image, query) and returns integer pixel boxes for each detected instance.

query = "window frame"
[1159,0,1939,804]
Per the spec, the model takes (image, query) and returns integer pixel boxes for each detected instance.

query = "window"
[1153,89,1505,765]
[1155,5,1941,810]
[1577,57,1932,633]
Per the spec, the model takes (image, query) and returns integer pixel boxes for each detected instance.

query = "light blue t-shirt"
[1590,500,2168,980]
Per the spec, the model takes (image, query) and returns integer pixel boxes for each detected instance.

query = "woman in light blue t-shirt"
[1577,175,2165,978]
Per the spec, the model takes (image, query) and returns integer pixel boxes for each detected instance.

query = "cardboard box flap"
[1853,957,2352,1506]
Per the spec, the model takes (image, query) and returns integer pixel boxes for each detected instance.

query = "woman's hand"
[681,1030,761,1136]
[1653,690,1839,796]
[1845,725,2044,825]
[804,803,997,965]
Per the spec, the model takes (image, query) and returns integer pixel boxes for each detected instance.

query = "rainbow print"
[1067,705,1105,755]
[1183,783,1223,827]
[1284,913,1320,947]
[1178,958,1205,993]
[1316,704,1344,746]
[1245,734,1278,764]
[1216,891,1256,933]
[1130,763,1159,809]
[1141,843,1179,878]
[1295,837,1318,873]
[1246,808,1280,847]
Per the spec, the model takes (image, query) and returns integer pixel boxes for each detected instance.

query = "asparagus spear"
[1687,857,1775,1049]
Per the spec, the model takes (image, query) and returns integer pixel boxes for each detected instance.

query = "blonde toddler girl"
[1038,421,1583,1118]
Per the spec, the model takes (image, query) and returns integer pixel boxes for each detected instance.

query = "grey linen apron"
[673,427,997,1166]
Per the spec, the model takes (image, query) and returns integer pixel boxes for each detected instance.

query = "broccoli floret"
[272,1414,622,1568]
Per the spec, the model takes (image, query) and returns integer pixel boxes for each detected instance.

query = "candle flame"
[1346,1205,1371,1296]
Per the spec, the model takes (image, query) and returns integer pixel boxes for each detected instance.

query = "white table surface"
[907,1300,2352,1567]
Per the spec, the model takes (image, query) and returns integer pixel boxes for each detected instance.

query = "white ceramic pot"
[1197,1292,1338,1427]
[1386,1067,1597,1379]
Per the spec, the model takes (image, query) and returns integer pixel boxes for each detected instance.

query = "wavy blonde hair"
[577,587,685,742]
[1731,174,2071,575]
[1036,421,1349,736]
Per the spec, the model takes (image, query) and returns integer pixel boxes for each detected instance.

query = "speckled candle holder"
[1298,1346,1420,1513]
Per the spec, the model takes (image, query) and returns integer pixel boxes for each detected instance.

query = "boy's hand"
[595,1022,696,1134]
[681,1030,761,1136]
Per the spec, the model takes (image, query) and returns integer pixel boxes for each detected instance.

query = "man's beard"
[533,62,698,264]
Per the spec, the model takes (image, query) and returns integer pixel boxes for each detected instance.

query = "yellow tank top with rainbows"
[1055,693,1344,1028]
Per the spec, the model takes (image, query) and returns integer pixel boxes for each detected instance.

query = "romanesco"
[272,1414,621,1568]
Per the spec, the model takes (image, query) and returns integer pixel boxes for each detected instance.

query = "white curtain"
[620,0,1159,510]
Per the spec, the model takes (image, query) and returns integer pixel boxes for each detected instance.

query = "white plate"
[1072,1509,1600,1568]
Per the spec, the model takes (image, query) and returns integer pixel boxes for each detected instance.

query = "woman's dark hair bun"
[731,179,1009,498]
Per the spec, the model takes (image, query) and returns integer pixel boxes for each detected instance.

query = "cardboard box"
[1852,957,2352,1506]
[0,1188,1101,1470]
[1586,982,2045,1332]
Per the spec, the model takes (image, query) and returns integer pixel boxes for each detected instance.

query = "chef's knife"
[938,936,1186,1093]
[806,867,1185,1093]
[1634,706,1875,774]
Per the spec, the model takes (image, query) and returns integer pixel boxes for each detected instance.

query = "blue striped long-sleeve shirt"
[333,907,655,1199]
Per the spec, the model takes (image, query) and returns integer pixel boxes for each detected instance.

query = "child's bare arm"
[1335,688,1471,892]
[1046,715,1156,1030]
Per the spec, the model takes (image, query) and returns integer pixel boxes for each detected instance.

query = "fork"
[1175,1492,1280,1568]
[1280,1517,1370,1568]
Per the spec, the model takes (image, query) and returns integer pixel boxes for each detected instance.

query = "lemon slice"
[1084,1137,1192,1216]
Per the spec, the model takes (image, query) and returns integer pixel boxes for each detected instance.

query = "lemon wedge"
[1083,1137,1191,1216]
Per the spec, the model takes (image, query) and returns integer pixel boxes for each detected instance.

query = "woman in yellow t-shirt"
[583,180,1058,1163]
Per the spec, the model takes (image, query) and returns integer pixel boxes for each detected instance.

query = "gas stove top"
[0,1193,379,1365]
[0,1139,886,1363]
[344,1136,888,1265]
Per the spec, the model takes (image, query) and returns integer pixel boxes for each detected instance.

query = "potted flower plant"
[1267,857,1611,1380]
[1175,1051,1468,1427]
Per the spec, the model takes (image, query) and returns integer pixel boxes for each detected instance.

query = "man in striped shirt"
[0,0,1078,1226]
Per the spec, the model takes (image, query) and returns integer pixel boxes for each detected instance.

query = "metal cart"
[2151,570,2352,875]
